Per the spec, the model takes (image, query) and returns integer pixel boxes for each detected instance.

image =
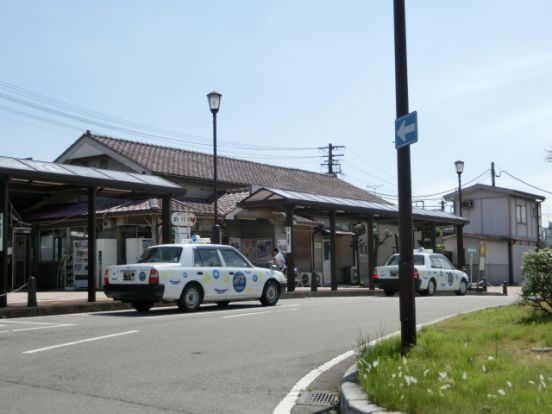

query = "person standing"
[272,248,287,274]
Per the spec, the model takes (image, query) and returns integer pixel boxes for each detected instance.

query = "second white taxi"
[104,241,287,312]
[372,248,469,297]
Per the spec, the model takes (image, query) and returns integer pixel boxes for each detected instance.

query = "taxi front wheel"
[260,280,280,306]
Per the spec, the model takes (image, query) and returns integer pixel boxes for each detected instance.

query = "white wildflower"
[440,384,451,391]
[462,372,468,380]
[439,371,448,381]
[498,389,506,396]
[529,380,535,385]
[540,374,545,382]
[372,359,379,368]
[398,371,403,378]
[402,356,407,366]
[482,365,487,373]
[488,356,495,361]
[427,388,433,394]
[423,369,430,377]
[487,394,497,399]
[404,375,418,386]
[391,373,396,379]
[507,381,513,388]
[464,342,468,348]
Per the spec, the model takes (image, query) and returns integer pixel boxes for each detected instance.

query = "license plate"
[123,272,135,281]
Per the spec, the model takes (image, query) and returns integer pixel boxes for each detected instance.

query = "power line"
[0,80,321,153]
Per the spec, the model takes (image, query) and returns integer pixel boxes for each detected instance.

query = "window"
[220,248,251,267]
[385,254,425,266]
[516,205,527,224]
[39,229,66,262]
[430,256,443,268]
[438,255,454,270]
[139,246,182,263]
[194,248,222,267]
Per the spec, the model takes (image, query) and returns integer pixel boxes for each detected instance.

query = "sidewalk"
[0,285,516,319]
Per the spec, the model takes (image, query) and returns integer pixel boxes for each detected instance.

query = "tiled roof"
[87,134,388,203]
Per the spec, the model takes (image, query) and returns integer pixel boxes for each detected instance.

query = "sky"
[0,1,551,221]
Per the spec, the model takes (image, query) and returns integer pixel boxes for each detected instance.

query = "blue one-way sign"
[395,111,418,149]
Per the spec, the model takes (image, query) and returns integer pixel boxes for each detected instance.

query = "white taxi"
[104,241,287,312]
[372,248,469,297]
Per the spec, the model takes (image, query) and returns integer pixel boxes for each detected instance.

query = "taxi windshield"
[138,246,182,263]
[385,254,425,266]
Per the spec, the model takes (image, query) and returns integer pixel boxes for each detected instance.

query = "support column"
[285,205,295,292]
[162,195,172,244]
[330,210,337,291]
[367,216,375,290]
[0,177,8,307]
[87,187,96,302]
[456,224,465,269]
[508,240,514,285]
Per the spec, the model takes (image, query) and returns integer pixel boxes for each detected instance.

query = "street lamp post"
[207,91,222,244]
[455,160,465,269]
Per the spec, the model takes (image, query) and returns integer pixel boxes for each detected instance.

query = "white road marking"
[23,330,139,354]
[12,324,74,333]
[0,321,75,334]
[147,303,300,320]
[223,308,298,319]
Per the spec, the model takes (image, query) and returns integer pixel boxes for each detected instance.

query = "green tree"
[520,248,552,314]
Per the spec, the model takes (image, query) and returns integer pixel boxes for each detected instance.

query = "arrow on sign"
[396,120,416,142]
[394,111,418,149]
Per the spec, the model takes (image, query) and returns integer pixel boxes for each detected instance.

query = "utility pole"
[491,162,496,187]
[320,143,345,177]
[394,0,416,352]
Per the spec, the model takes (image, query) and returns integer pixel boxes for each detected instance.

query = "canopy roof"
[238,187,469,225]
[0,156,184,197]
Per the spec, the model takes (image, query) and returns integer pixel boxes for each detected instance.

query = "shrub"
[520,249,552,314]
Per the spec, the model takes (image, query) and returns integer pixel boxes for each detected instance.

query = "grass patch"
[357,305,552,414]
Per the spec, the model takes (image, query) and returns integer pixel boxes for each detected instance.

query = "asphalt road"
[0,295,515,414]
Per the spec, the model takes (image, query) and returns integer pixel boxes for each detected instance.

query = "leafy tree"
[520,249,552,314]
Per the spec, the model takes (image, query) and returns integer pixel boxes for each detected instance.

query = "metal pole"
[394,0,416,351]
[212,112,220,243]
[457,173,465,269]
[0,177,8,307]
[87,187,96,302]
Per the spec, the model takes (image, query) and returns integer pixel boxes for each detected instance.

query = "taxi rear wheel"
[260,280,280,306]
[132,300,154,312]
[178,284,202,312]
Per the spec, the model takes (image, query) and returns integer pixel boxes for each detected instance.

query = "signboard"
[395,111,418,149]
[479,242,487,271]
[284,226,292,253]
[171,212,196,227]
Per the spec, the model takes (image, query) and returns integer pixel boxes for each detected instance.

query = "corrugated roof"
[239,187,468,225]
[83,134,388,203]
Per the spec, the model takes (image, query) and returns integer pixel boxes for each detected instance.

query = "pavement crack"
[0,378,198,414]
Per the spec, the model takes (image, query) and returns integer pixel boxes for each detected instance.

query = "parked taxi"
[104,239,287,312]
[372,248,469,297]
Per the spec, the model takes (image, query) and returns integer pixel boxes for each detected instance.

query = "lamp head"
[454,160,464,175]
[207,91,222,114]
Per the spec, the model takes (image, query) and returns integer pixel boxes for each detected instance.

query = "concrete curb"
[340,364,403,414]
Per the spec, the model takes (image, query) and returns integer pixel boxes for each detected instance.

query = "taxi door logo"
[233,272,247,292]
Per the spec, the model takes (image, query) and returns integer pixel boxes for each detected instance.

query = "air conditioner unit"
[461,200,474,209]
[298,272,322,287]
